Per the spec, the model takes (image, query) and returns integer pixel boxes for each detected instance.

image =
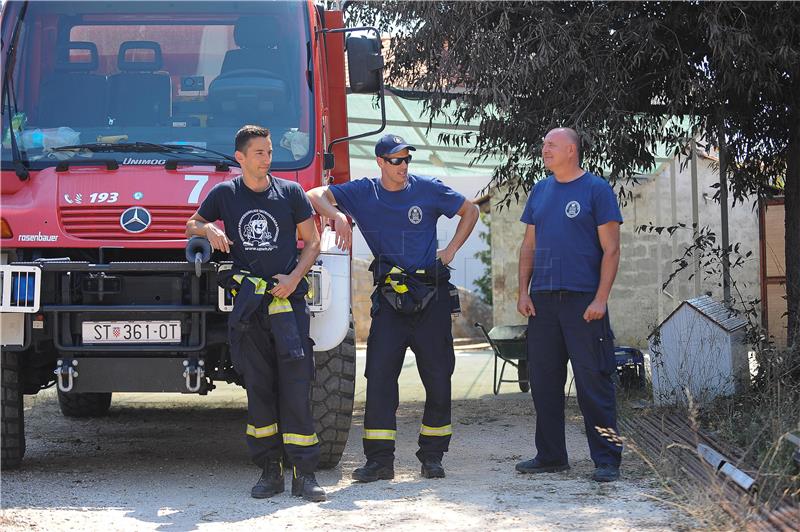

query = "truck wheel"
[1,350,26,469]
[312,321,356,469]
[57,390,112,418]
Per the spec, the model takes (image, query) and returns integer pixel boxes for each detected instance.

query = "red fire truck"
[0,0,384,469]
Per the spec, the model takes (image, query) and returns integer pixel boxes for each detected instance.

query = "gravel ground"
[0,387,692,531]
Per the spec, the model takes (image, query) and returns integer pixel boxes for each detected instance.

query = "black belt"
[531,290,592,296]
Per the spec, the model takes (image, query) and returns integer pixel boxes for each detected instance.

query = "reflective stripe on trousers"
[282,432,320,446]
[363,429,397,440]
[246,423,279,438]
[420,424,452,437]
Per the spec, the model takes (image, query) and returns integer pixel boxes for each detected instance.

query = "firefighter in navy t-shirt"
[516,127,624,482]
[186,125,326,502]
[308,134,479,482]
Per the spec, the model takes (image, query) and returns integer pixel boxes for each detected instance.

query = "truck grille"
[60,205,196,240]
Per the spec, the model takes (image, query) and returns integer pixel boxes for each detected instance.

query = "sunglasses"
[382,155,412,166]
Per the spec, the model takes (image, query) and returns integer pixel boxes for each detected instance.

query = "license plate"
[82,320,181,344]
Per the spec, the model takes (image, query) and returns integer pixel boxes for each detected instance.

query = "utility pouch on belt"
[371,259,451,315]
[449,283,461,316]
[379,283,436,315]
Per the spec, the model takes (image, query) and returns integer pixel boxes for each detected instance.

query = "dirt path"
[1,389,690,531]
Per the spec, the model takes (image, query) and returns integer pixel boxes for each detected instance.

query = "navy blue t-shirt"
[197,175,313,279]
[520,172,623,293]
[330,174,465,272]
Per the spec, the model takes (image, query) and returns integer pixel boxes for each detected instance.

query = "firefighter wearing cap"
[186,125,326,502]
[308,133,479,481]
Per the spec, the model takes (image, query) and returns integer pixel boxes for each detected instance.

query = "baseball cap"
[374,134,417,157]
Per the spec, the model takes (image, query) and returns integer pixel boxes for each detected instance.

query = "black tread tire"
[517,360,530,393]
[57,390,112,418]
[1,350,25,469]
[312,321,356,470]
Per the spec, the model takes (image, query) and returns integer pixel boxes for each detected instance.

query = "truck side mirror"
[346,35,384,94]
[323,152,335,170]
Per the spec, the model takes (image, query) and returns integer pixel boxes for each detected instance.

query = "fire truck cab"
[0,0,384,470]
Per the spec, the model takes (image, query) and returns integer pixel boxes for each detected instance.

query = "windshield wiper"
[51,142,239,165]
[2,2,30,181]
[146,142,239,165]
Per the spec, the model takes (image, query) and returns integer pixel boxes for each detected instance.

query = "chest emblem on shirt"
[408,205,423,224]
[565,201,581,218]
[238,209,279,251]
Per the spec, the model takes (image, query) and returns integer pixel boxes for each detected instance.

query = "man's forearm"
[518,246,534,294]
[308,188,340,219]
[291,239,321,282]
[185,219,209,238]
[594,249,620,303]
[445,207,479,254]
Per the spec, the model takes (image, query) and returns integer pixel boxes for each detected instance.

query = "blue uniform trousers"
[363,284,455,466]
[526,290,622,467]
[230,296,320,473]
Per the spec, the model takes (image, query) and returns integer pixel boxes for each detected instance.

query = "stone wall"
[488,155,761,347]
[351,258,493,344]
[489,199,528,330]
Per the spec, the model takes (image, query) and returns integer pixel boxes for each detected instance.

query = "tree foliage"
[347,0,800,345]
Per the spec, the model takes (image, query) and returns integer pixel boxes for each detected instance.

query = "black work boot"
[291,467,327,502]
[591,463,620,482]
[251,458,285,499]
[515,458,570,474]
[420,458,445,479]
[352,460,395,482]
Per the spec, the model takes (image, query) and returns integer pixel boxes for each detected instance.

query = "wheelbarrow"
[474,322,529,395]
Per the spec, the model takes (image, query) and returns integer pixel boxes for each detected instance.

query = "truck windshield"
[1,1,314,170]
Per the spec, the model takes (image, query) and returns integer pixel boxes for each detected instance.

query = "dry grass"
[617,345,800,530]
[699,347,800,506]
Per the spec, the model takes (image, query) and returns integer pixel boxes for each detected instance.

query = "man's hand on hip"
[436,247,456,266]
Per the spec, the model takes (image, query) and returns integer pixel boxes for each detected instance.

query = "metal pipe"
[690,139,701,295]
[717,109,731,304]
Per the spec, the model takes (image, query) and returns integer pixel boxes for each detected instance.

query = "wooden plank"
[766,281,788,347]
[763,203,786,278]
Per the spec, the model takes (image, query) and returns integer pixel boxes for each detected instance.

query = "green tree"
[348,1,800,346]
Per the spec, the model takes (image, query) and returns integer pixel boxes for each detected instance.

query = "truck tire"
[312,321,356,469]
[57,391,112,418]
[1,350,26,469]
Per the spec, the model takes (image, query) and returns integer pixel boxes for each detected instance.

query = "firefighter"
[308,134,479,481]
[186,125,326,501]
[516,127,623,482]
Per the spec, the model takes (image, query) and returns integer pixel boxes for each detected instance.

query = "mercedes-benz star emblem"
[120,206,152,233]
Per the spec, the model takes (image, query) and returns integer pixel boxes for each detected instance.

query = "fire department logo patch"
[565,200,581,218]
[238,209,279,251]
[408,205,423,224]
